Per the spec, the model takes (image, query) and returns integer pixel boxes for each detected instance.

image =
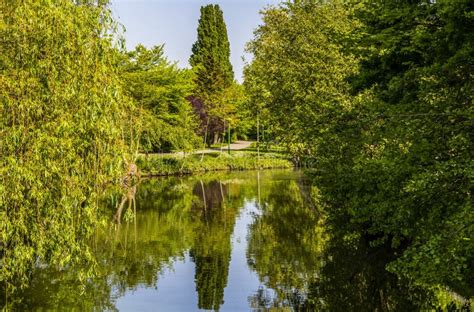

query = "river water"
[3,170,458,311]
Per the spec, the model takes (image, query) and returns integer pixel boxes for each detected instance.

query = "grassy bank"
[137,152,293,176]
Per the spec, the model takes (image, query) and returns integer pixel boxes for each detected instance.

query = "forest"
[1,0,472,310]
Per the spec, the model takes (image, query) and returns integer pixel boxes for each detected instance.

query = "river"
[2,170,463,310]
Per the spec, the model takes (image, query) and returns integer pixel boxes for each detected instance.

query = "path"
[224,140,253,151]
[142,141,255,158]
[196,140,254,154]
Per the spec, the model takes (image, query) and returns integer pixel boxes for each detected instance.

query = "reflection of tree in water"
[0,268,116,311]
[1,173,257,311]
[304,228,436,311]
[3,171,468,311]
[103,178,199,296]
[190,180,240,311]
[246,178,463,311]
[248,286,305,312]
[247,177,325,311]
[191,251,230,311]
[1,177,199,311]
[113,184,137,224]
[248,287,274,310]
[303,206,473,311]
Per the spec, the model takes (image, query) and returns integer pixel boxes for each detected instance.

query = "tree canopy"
[189,4,241,145]
[245,0,473,300]
[1,0,131,292]
[1,0,472,307]
[120,44,200,153]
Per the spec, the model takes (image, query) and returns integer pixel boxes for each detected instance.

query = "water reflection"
[305,226,435,311]
[113,184,137,224]
[247,176,326,310]
[1,170,465,311]
[190,180,236,310]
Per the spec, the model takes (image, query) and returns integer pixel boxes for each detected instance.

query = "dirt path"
[226,140,253,150]
[195,140,254,154]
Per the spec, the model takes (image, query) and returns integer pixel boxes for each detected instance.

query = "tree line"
[1,0,472,304]
[244,0,473,300]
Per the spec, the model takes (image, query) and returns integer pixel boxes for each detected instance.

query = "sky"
[110,0,281,82]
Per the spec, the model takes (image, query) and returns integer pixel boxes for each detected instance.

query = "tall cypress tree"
[189,4,234,145]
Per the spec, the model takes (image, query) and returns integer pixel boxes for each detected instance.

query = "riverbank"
[137,152,293,177]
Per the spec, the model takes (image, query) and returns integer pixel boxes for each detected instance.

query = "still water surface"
[6,170,444,311]
[112,170,318,311]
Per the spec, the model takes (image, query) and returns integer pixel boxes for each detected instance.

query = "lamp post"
[257,113,260,165]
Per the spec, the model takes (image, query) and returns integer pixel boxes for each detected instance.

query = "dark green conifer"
[189,4,234,144]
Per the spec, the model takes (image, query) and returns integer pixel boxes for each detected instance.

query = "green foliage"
[120,45,200,153]
[2,0,471,307]
[244,0,360,159]
[344,0,473,296]
[136,152,293,176]
[247,179,326,309]
[0,0,130,293]
[190,4,233,93]
[214,83,246,134]
[245,0,473,301]
[190,4,243,144]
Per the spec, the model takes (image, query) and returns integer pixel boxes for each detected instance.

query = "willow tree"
[189,4,235,145]
[0,0,130,294]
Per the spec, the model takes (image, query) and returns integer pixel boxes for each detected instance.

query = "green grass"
[241,142,286,154]
[137,151,293,176]
[209,143,228,149]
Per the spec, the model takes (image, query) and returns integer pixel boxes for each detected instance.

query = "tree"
[120,45,200,153]
[0,0,131,294]
[212,83,246,146]
[189,4,235,145]
[244,0,360,162]
[245,0,473,299]
[345,0,474,296]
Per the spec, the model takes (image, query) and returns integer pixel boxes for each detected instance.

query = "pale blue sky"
[110,0,281,82]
